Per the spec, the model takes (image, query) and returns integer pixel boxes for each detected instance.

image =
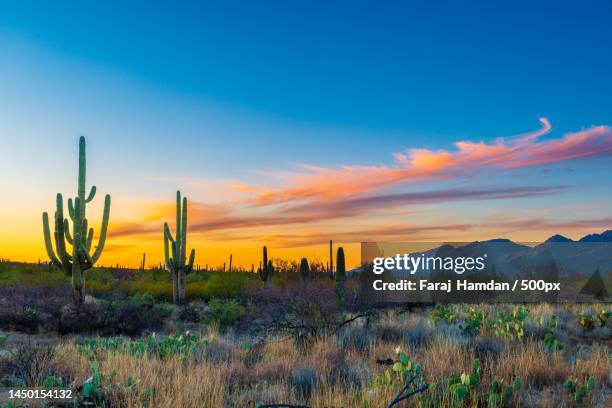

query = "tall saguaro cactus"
[42,136,111,303]
[164,191,196,304]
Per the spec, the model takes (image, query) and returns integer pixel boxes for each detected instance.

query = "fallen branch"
[387,377,429,408]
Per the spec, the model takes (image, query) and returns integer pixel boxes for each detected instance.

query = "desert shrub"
[190,272,252,300]
[196,339,233,364]
[405,319,434,348]
[0,285,71,333]
[472,336,504,360]
[59,302,100,334]
[290,365,317,398]
[336,326,375,353]
[0,345,69,387]
[206,299,244,328]
[59,294,170,335]
[329,358,368,390]
[177,304,201,322]
[373,323,404,342]
[110,297,169,335]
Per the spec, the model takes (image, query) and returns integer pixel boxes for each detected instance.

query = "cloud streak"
[252,119,612,205]
[110,185,570,239]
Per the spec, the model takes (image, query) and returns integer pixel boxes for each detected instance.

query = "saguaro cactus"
[257,246,274,283]
[42,136,111,303]
[299,258,310,281]
[164,191,196,304]
[335,247,346,299]
[329,240,334,275]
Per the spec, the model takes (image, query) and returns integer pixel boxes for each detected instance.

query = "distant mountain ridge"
[542,230,612,243]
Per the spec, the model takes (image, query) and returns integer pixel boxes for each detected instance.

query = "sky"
[0,1,611,269]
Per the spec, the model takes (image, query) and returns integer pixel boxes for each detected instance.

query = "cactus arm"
[86,186,96,203]
[186,248,195,274]
[42,212,62,268]
[171,241,178,269]
[67,198,76,222]
[91,194,110,264]
[164,223,175,243]
[175,191,182,266]
[180,197,188,268]
[163,222,174,270]
[86,228,94,251]
[77,136,86,208]
[63,218,74,244]
[54,194,72,265]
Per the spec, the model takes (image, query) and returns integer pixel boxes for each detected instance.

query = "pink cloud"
[253,119,612,205]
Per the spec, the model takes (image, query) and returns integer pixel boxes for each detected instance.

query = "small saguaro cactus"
[163,191,196,304]
[229,254,233,272]
[335,247,346,299]
[300,258,310,281]
[329,240,334,275]
[257,246,274,283]
[42,136,111,304]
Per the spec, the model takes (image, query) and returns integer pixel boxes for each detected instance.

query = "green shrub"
[206,299,244,328]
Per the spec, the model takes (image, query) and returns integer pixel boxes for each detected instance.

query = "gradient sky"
[1,1,611,268]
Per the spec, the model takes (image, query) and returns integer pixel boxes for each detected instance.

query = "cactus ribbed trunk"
[42,136,111,304]
[164,191,196,305]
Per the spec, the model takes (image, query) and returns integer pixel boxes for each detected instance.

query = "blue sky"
[1,1,611,266]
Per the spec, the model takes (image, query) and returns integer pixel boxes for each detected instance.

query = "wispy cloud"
[109,184,571,240]
[252,119,612,205]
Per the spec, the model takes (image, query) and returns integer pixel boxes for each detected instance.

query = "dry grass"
[1,303,610,407]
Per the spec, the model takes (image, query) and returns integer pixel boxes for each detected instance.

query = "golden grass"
[4,303,610,407]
